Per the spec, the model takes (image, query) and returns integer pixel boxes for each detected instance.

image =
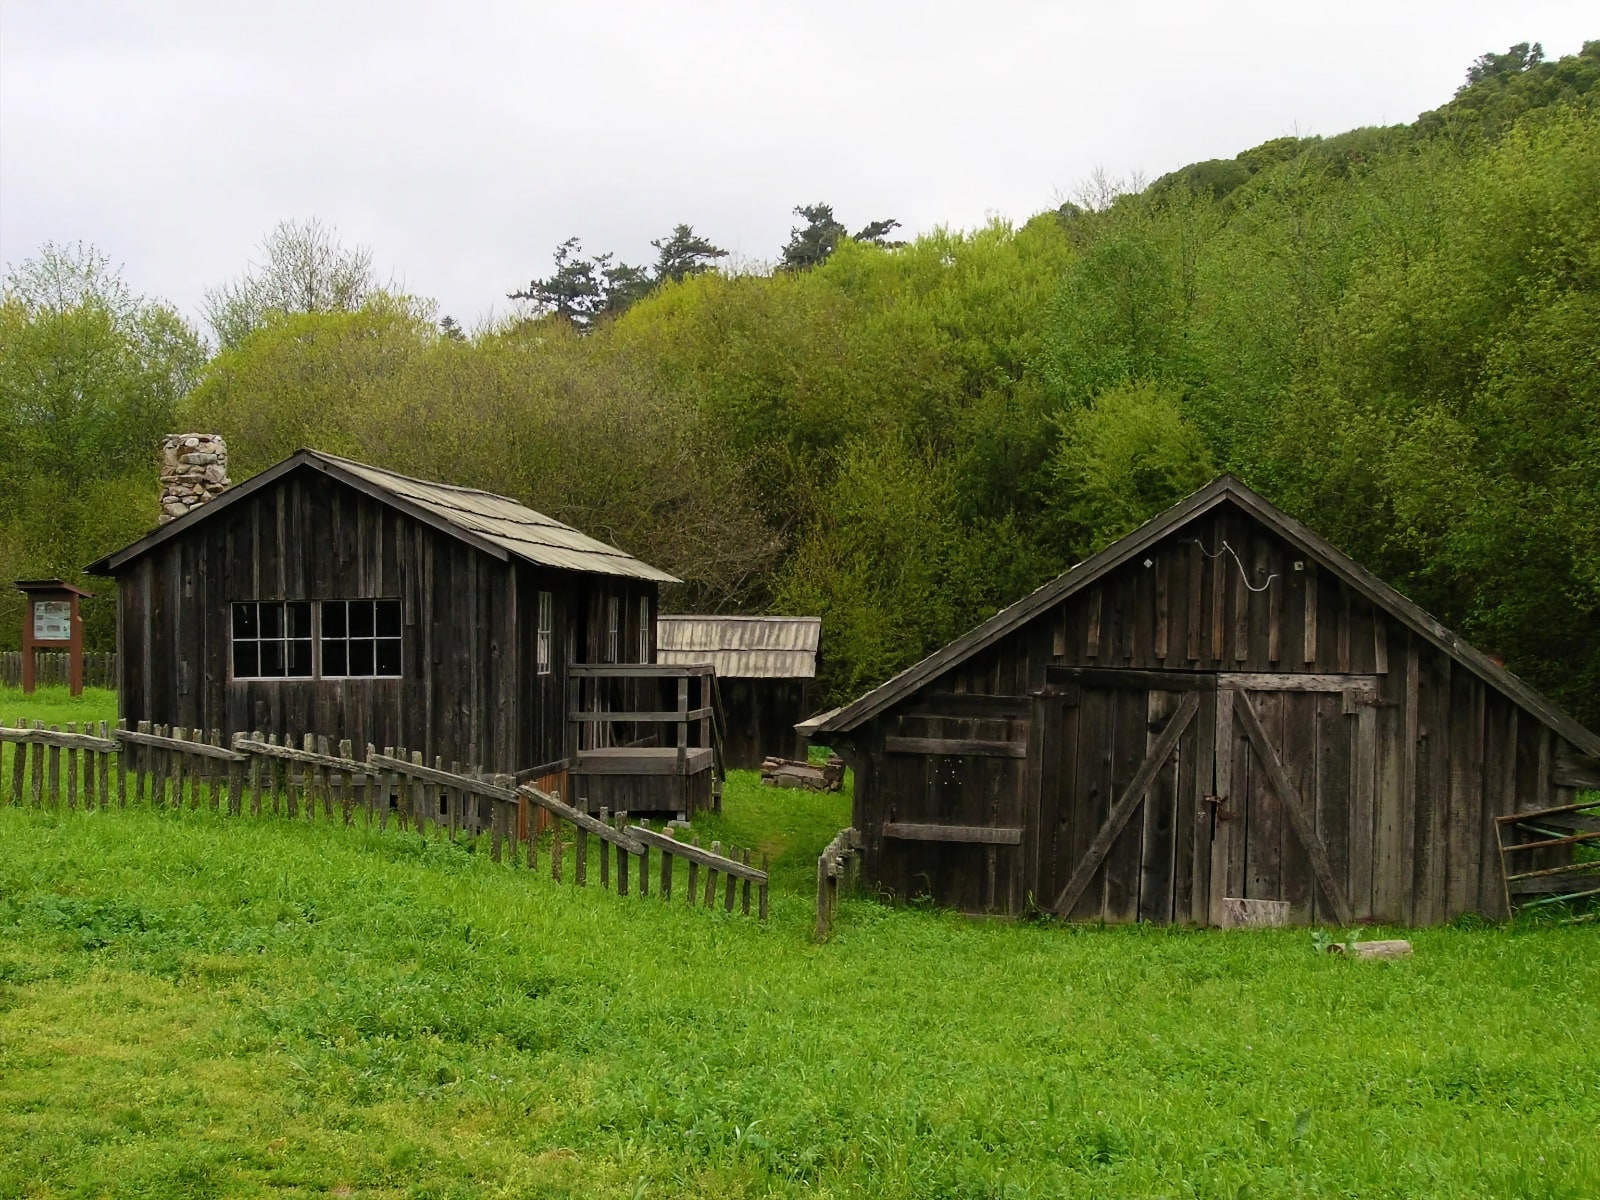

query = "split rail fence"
[0,717,768,921]
[814,826,862,941]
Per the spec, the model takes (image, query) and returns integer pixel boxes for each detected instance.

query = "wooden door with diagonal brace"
[1038,667,1215,923]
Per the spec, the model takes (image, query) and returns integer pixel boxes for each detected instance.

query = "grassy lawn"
[0,697,1596,1197]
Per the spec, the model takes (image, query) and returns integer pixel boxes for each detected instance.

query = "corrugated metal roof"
[656,615,820,678]
[320,453,679,582]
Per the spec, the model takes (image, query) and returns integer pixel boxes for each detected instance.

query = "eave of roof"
[810,475,1600,758]
[85,449,680,583]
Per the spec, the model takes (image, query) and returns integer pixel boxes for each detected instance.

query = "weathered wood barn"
[85,449,719,811]
[656,615,820,768]
[803,476,1600,926]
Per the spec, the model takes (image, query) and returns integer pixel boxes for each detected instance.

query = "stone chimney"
[159,434,231,522]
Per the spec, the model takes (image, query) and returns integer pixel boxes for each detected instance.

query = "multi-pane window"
[232,601,313,678]
[637,596,649,663]
[606,596,620,663]
[536,591,552,676]
[230,599,401,680]
[320,599,403,677]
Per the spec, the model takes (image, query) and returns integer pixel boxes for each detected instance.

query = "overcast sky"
[1,2,1592,333]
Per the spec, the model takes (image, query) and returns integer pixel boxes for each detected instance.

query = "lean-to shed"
[656,615,820,768]
[803,476,1600,926]
[85,448,700,801]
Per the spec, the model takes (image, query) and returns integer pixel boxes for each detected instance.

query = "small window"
[537,591,552,676]
[232,601,313,679]
[606,596,620,663]
[320,599,403,677]
[637,596,650,663]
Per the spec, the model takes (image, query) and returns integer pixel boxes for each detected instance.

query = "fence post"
[598,807,610,890]
[615,811,630,897]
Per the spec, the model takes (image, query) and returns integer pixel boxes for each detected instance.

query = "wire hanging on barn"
[1187,537,1280,593]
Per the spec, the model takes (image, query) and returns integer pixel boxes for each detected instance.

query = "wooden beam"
[1051,691,1201,915]
[883,736,1027,759]
[628,824,767,880]
[902,693,1031,719]
[568,708,714,723]
[1218,673,1379,693]
[1046,666,1215,691]
[1232,691,1354,925]
[882,822,1024,845]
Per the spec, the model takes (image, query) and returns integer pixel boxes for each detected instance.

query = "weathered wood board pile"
[760,754,844,791]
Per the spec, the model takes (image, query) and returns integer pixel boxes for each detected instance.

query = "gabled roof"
[810,475,1600,757]
[656,615,820,678]
[86,449,680,583]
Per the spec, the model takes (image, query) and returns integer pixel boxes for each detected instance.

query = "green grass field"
[1,689,1596,1198]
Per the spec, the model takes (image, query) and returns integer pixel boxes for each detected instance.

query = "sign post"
[15,580,92,696]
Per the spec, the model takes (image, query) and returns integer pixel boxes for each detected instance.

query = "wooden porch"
[567,663,725,818]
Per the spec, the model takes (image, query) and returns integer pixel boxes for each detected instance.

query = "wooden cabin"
[802,476,1600,926]
[85,449,720,813]
[656,615,820,768]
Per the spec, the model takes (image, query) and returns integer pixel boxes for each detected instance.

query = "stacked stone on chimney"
[159,434,231,522]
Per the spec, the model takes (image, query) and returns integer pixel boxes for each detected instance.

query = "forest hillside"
[2,41,1596,723]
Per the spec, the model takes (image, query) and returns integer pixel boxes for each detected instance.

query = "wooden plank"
[902,693,1031,719]
[881,822,1023,846]
[568,708,715,723]
[1047,666,1214,692]
[1190,681,1209,928]
[516,785,645,854]
[1245,694,1285,907]
[1400,640,1421,923]
[1051,692,1200,915]
[1085,585,1102,658]
[1210,529,1227,661]
[1303,565,1318,664]
[0,726,118,752]
[1138,690,1180,923]
[883,736,1027,759]
[1186,538,1204,662]
[10,720,26,804]
[1154,554,1169,660]
[1351,704,1378,921]
[1233,690,1353,925]
[119,727,244,761]
[66,724,79,809]
[1216,673,1378,694]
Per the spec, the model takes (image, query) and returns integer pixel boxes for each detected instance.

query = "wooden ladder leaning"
[1496,797,1600,923]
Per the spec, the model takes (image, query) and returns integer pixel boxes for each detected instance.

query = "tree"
[651,224,728,284]
[1464,41,1544,87]
[0,242,206,650]
[510,238,650,329]
[203,218,379,349]
[780,204,903,270]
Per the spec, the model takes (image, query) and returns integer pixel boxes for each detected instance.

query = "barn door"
[878,696,1031,914]
[1206,678,1375,927]
[1038,668,1214,923]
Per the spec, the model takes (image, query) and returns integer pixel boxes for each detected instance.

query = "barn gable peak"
[808,475,1599,757]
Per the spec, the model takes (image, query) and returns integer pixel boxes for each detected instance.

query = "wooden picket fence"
[0,717,768,921]
[0,651,117,690]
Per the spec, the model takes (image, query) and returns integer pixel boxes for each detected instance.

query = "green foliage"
[202,217,384,350]
[1,801,1597,1197]
[1048,378,1215,553]
[0,245,206,650]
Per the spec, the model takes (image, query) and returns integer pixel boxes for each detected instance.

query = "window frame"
[229,597,404,681]
[536,591,553,676]
[230,601,314,680]
[606,596,620,663]
[318,598,403,679]
[637,595,650,663]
